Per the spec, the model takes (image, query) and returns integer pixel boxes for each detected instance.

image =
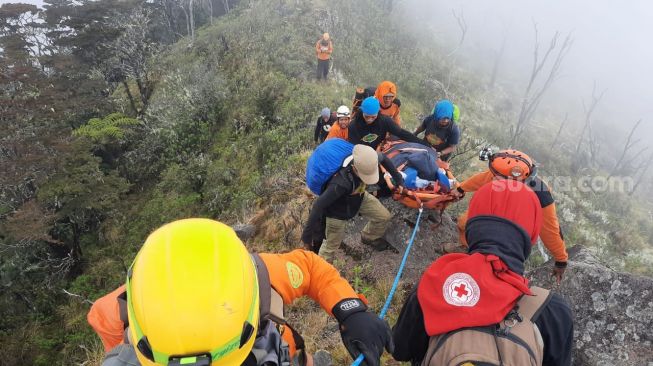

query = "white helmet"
[336,105,351,117]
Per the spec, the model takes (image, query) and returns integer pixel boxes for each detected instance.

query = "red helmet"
[488,149,536,181]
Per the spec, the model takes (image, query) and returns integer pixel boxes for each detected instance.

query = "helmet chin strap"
[530,165,538,179]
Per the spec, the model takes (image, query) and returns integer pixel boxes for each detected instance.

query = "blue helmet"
[434,100,454,121]
[361,97,381,115]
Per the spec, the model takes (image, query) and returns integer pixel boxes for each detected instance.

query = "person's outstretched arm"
[414,118,427,136]
[385,118,431,147]
[459,170,494,192]
[378,152,404,187]
[261,250,393,366]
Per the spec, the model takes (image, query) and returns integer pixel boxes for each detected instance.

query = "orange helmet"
[488,149,536,181]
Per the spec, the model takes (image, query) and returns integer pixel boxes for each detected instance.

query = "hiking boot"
[312,350,333,366]
[361,236,399,253]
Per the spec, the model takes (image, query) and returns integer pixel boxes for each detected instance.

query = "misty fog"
[398,0,653,146]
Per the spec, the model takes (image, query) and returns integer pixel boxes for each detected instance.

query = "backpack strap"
[516,286,552,322]
[252,254,308,366]
[252,253,285,324]
[117,290,131,344]
[117,291,129,326]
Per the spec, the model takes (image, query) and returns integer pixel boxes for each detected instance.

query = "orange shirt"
[379,103,401,126]
[315,39,333,60]
[88,249,359,356]
[326,123,349,140]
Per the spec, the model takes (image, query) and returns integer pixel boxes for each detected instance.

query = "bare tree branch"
[62,289,95,305]
[551,112,568,148]
[629,150,653,195]
[446,9,467,57]
[206,0,213,24]
[575,82,606,154]
[510,24,573,146]
[609,119,643,179]
[489,25,508,88]
[188,0,195,43]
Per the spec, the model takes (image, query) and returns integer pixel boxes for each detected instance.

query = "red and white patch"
[442,272,481,307]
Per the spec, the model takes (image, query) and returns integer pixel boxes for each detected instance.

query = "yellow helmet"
[127,218,259,366]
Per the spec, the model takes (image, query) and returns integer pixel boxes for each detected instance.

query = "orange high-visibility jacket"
[374,81,401,126]
[315,39,333,60]
[458,170,569,263]
[87,249,359,357]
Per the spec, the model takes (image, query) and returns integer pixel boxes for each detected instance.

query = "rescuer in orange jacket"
[315,33,333,81]
[451,149,569,283]
[87,219,393,366]
[374,81,402,126]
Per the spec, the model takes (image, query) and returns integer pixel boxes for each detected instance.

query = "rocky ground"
[239,196,653,365]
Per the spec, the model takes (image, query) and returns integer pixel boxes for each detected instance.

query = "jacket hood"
[375,81,397,107]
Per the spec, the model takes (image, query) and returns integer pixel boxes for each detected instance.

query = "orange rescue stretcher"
[380,140,459,210]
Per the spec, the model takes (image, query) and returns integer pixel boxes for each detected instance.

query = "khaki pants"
[318,192,392,261]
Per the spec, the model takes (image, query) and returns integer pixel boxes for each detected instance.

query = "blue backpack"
[306,138,354,195]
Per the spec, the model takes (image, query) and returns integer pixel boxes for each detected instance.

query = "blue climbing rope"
[351,205,424,366]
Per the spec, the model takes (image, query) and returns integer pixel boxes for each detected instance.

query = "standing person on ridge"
[315,33,333,81]
[374,81,402,126]
[88,218,394,366]
[326,105,351,141]
[302,144,405,262]
[315,107,336,144]
[451,149,569,283]
[413,99,460,161]
[392,180,573,366]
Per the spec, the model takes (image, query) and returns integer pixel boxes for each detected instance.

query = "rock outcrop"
[529,246,653,366]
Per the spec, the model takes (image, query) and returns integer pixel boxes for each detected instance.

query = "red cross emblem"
[443,273,481,307]
[454,284,469,298]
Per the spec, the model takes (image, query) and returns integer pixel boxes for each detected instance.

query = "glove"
[332,298,393,366]
[451,186,465,199]
[552,261,567,284]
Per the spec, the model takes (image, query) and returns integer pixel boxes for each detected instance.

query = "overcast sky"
[398,0,653,145]
[0,0,42,5]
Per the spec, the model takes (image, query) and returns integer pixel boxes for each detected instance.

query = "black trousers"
[317,59,330,80]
